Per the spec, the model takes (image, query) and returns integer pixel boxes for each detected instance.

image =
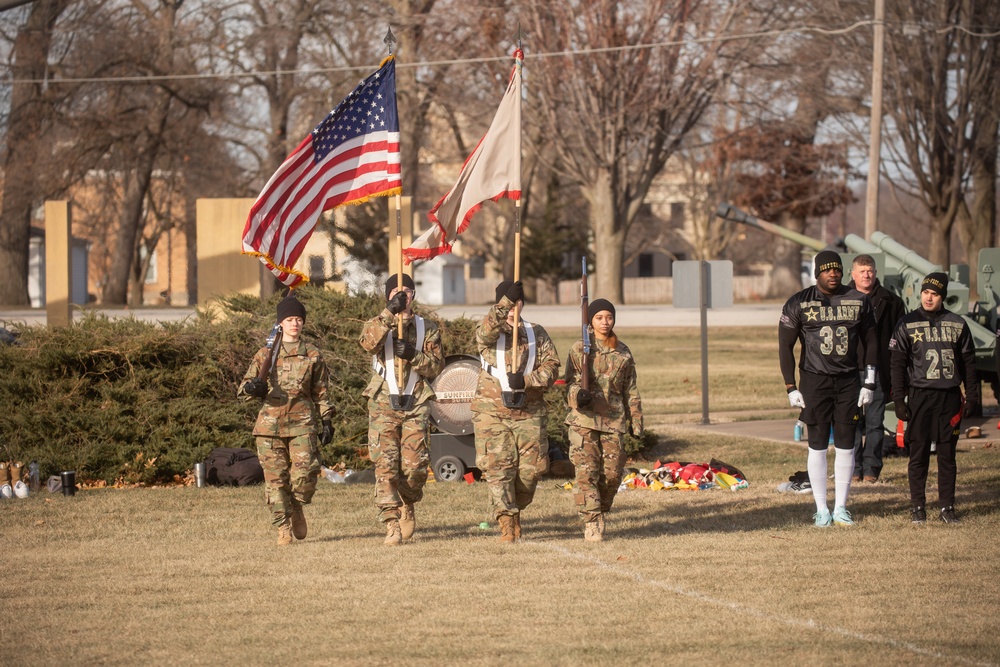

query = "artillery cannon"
[715,203,998,385]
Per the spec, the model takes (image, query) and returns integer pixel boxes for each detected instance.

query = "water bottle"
[793,420,804,442]
[28,461,40,493]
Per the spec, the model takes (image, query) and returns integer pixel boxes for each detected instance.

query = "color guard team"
[240,256,980,545]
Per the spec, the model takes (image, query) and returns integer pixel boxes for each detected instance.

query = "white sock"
[834,447,854,508]
[807,448,828,512]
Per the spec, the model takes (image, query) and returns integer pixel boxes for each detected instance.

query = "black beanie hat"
[588,298,616,323]
[495,280,514,304]
[384,273,415,299]
[921,272,948,298]
[276,296,306,323]
[814,250,843,278]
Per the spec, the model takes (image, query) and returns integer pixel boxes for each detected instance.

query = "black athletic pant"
[800,370,860,451]
[906,386,962,509]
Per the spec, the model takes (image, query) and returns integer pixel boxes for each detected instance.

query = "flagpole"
[511,33,524,371]
[395,193,406,391]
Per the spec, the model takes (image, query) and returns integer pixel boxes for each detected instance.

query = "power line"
[1,18,998,86]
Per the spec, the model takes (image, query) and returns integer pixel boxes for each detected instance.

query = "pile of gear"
[618,459,749,492]
[0,460,36,499]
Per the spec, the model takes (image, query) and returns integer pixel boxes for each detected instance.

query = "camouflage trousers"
[256,433,322,526]
[473,412,549,518]
[568,426,626,522]
[367,396,430,523]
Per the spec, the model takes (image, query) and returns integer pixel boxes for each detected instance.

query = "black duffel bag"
[204,447,264,486]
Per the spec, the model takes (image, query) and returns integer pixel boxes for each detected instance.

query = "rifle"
[580,257,590,392]
[257,323,283,384]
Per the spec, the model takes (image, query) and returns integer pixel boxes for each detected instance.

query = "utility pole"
[864,0,885,240]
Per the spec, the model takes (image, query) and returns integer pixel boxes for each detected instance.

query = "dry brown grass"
[3,325,998,665]
[2,427,998,666]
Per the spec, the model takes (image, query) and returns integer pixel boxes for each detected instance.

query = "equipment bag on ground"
[203,447,264,486]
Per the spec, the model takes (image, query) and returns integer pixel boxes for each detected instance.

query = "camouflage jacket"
[564,334,643,435]
[471,296,560,419]
[359,309,444,404]
[238,339,333,437]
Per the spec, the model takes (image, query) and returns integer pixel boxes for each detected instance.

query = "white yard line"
[535,542,997,667]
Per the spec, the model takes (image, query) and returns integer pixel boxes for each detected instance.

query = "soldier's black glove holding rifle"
[243,377,268,398]
[575,388,593,408]
[321,420,333,446]
[387,290,409,315]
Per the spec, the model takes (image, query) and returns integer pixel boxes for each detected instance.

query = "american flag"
[243,56,401,288]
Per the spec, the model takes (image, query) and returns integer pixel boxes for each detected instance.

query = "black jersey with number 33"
[779,285,875,379]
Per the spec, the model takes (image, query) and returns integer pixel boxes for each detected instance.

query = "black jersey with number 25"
[780,285,875,376]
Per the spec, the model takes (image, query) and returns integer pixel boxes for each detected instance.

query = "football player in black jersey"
[779,250,878,527]
[889,272,979,525]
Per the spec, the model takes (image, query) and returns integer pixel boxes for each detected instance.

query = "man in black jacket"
[848,254,906,482]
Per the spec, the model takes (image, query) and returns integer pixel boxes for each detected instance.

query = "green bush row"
[0,287,650,484]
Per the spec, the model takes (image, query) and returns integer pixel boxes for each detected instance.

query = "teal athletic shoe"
[832,506,855,526]
[813,508,832,527]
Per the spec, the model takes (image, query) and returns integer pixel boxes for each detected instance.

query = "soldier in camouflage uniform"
[359,274,444,546]
[564,299,643,542]
[239,296,333,545]
[472,280,560,543]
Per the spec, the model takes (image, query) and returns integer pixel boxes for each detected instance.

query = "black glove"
[387,290,409,315]
[321,420,333,446]
[963,399,981,419]
[576,388,593,408]
[504,280,523,303]
[507,371,525,390]
[894,400,910,422]
[243,378,267,398]
[393,337,416,361]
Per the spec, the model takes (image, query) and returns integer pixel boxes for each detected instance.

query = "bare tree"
[524,0,769,302]
[878,0,984,267]
[0,0,72,305]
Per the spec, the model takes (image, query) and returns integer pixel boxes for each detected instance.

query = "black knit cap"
[276,296,306,323]
[588,298,616,323]
[814,250,843,278]
[921,272,949,298]
[384,273,415,299]
[495,280,514,304]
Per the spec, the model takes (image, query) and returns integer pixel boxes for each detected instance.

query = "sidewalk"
[1,303,783,329]
[674,415,1000,447]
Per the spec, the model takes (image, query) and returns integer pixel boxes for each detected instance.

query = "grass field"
[2,327,999,665]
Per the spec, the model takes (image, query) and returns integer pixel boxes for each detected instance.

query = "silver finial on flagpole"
[384,27,397,55]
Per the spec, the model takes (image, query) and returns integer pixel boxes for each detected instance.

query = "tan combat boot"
[0,462,9,486]
[9,461,22,485]
[276,521,293,546]
[290,502,307,540]
[596,512,605,537]
[399,503,416,541]
[384,518,402,546]
[498,515,516,543]
[512,513,522,541]
[584,520,603,542]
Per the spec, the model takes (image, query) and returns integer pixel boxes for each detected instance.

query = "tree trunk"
[0,0,69,305]
[767,212,807,298]
[589,170,625,303]
[103,161,156,305]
